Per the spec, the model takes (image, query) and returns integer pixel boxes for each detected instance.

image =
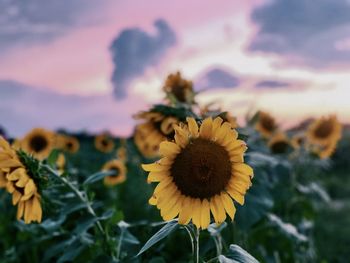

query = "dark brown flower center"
[101,138,109,147]
[170,138,232,199]
[171,84,187,102]
[109,167,120,178]
[314,120,333,138]
[271,141,289,154]
[261,115,276,131]
[66,142,73,149]
[29,135,48,153]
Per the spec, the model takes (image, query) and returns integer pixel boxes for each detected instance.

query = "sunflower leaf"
[136,220,178,257]
[219,244,259,263]
[83,170,115,185]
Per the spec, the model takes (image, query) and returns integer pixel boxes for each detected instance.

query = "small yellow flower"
[102,160,127,186]
[142,117,253,229]
[0,136,42,224]
[255,111,278,138]
[21,128,54,160]
[57,135,80,154]
[95,133,115,153]
[307,115,342,146]
[291,133,305,149]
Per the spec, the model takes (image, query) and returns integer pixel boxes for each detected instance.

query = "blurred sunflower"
[0,136,42,223]
[134,111,179,158]
[21,128,54,160]
[59,135,80,154]
[142,117,253,229]
[291,133,305,149]
[95,133,115,153]
[163,72,194,104]
[220,112,238,129]
[255,111,277,138]
[56,153,66,174]
[268,133,291,154]
[102,160,126,186]
[307,115,342,146]
[117,146,127,161]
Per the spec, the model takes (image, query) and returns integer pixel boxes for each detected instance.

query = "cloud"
[0,0,97,50]
[249,0,350,67]
[255,80,290,89]
[0,80,146,137]
[110,19,176,99]
[195,68,240,90]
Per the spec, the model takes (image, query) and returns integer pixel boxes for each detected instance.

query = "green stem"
[193,227,200,263]
[116,228,124,261]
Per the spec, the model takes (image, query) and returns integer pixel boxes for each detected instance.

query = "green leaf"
[136,220,178,257]
[47,149,60,167]
[83,170,115,185]
[208,222,227,236]
[219,244,259,263]
[57,240,86,263]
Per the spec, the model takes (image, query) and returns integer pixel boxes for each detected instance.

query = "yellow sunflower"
[142,117,253,229]
[163,72,194,104]
[134,111,179,158]
[57,135,80,154]
[291,134,305,149]
[95,133,115,153]
[102,160,127,186]
[255,111,278,138]
[307,115,342,146]
[56,153,66,174]
[21,128,54,160]
[268,133,291,154]
[0,136,42,224]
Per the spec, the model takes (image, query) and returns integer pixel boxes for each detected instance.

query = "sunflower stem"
[193,226,200,263]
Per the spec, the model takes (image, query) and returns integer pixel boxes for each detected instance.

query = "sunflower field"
[0,73,348,263]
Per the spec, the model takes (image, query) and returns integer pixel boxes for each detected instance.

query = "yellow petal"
[215,123,231,143]
[178,197,193,225]
[12,190,22,205]
[212,117,223,133]
[226,187,245,205]
[174,127,189,148]
[157,184,178,209]
[7,168,26,181]
[148,195,157,205]
[191,198,202,229]
[32,195,42,222]
[159,141,180,157]
[187,117,199,137]
[232,163,254,177]
[220,192,236,220]
[199,118,213,139]
[200,199,211,229]
[15,171,30,188]
[210,195,226,225]
[142,163,166,172]
[148,171,169,183]
[161,194,182,221]
[24,179,36,196]
[24,198,34,224]
[17,201,25,220]
[154,177,173,195]
[6,181,15,193]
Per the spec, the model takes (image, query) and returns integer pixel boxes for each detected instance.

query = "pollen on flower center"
[29,136,48,152]
[170,138,232,199]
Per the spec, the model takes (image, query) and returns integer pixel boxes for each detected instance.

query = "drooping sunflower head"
[21,128,54,160]
[163,72,194,104]
[102,160,127,186]
[255,111,277,138]
[134,110,180,158]
[142,117,253,229]
[0,136,42,224]
[307,115,342,146]
[268,133,291,154]
[95,133,115,153]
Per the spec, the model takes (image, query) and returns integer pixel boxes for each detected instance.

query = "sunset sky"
[0,0,349,137]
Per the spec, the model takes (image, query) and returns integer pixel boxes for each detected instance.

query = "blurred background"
[0,0,349,137]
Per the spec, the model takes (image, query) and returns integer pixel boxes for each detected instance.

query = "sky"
[0,0,349,137]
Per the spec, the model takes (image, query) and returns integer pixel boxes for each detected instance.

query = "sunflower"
[163,72,194,104]
[0,136,42,224]
[134,111,179,158]
[95,133,115,153]
[102,160,127,186]
[255,111,278,138]
[58,135,80,154]
[307,115,342,146]
[21,128,54,160]
[291,133,305,149]
[142,117,253,229]
[56,153,66,174]
[117,147,127,161]
[268,133,291,154]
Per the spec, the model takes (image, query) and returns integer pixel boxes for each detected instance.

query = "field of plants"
[0,73,348,263]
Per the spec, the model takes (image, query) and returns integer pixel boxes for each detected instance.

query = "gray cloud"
[195,68,240,90]
[249,0,350,67]
[110,19,176,99]
[0,0,97,50]
[255,80,290,89]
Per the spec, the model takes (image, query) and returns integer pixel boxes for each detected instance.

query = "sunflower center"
[29,136,48,153]
[171,85,187,102]
[170,138,232,199]
[101,139,109,147]
[109,167,120,178]
[271,141,289,154]
[66,142,73,149]
[315,121,333,138]
[261,116,275,131]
